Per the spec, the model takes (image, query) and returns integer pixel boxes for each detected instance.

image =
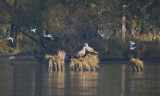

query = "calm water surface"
[0,59,160,96]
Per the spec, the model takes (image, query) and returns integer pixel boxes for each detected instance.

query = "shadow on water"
[0,60,160,96]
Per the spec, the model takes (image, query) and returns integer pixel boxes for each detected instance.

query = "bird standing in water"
[84,43,98,54]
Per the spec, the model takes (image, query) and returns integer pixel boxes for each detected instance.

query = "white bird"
[98,32,105,37]
[130,41,136,50]
[44,34,52,38]
[130,41,135,47]
[6,37,13,43]
[130,47,136,50]
[84,43,98,54]
[97,30,105,38]
[0,40,1,42]
[44,34,54,40]
[9,56,16,60]
[30,28,36,33]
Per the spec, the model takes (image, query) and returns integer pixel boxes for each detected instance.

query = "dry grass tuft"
[70,54,99,71]
[44,50,66,71]
[129,58,144,72]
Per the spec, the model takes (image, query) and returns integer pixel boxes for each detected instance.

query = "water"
[0,59,160,96]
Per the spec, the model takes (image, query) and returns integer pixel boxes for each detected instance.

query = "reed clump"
[70,54,99,71]
[45,50,66,71]
[129,58,144,72]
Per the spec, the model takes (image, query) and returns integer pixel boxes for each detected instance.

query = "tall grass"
[45,50,66,71]
[70,54,99,71]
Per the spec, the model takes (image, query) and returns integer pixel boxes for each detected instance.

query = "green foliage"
[0,40,9,55]
[8,47,16,53]
[108,37,127,58]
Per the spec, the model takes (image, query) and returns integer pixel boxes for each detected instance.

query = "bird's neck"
[83,48,86,52]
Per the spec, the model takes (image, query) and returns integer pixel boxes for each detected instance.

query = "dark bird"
[84,43,98,54]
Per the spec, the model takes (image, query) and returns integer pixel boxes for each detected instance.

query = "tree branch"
[2,0,13,15]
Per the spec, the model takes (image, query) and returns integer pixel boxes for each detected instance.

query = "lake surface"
[0,59,160,96]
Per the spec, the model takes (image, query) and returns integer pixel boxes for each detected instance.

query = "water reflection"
[0,60,160,96]
[70,72,98,96]
[121,64,126,96]
[127,62,160,96]
[48,72,65,96]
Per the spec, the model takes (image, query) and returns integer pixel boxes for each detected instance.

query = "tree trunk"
[122,16,126,40]
[122,5,126,40]
[13,26,18,49]
[131,27,135,38]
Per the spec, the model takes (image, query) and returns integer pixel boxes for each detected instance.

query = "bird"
[130,41,136,50]
[30,28,36,33]
[84,43,98,54]
[44,34,52,38]
[75,46,87,58]
[44,34,54,40]
[130,41,135,47]
[9,56,16,60]
[97,30,105,38]
[130,47,136,50]
[6,37,13,43]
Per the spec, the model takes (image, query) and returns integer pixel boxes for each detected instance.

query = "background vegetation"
[0,0,160,60]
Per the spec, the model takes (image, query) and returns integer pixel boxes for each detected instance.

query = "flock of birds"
[30,27,53,39]
[75,43,98,58]
[0,26,136,60]
[0,27,53,43]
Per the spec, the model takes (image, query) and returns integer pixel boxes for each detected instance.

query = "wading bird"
[75,46,87,58]
[84,43,98,54]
